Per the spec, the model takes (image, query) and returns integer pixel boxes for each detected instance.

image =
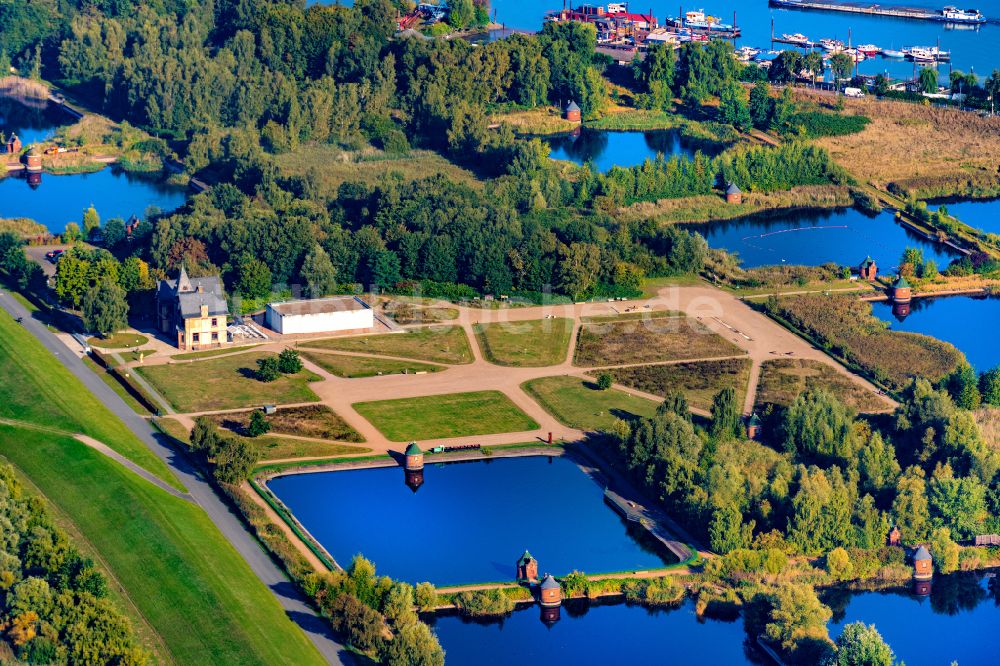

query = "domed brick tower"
[892,275,912,303]
[539,574,562,608]
[912,545,933,581]
[563,100,581,122]
[404,442,424,471]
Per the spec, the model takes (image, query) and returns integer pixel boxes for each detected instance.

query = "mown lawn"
[136,352,322,412]
[593,358,752,412]
[0,427,324,666]
[302,326,473,365]
[171,344,261,361]
[474,318,573,367]
[87,332,149,348]
[207,404,365,443]
[0,313,178,488]
[522,376,658,431]
[299,349,443,378]
[756,359,889,413]
[354,390,539,441]
[573,316,745,367]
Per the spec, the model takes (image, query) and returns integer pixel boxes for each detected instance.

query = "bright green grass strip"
[473,318,573,367]
[299,349,443,377]
[0,426,324,666]
[354,390,539,441]
[522,376,659,431]
[302,326,473,364]
[0,311,180,489]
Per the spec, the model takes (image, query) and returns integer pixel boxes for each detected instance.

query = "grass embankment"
[0,428,324,666]
[272,143,481,194]
[756,359,889,413]
[616,185,853,226]
[573,316,744,367]
[491,105,580,135]
[474,318,573,367]
[0,217,48,237]
[0,313,324,665]
[87,332,149,348]
[769,293,965,390]
[809,91,1000,198]
[299,349,443,378]
[592,358,752,412]
[207,404,365,443]
[522,376,658,431]
[0,310,177,488]
[301,326,474,364]
[354,390,539,441]
[81,355,151,416]
[172,344,261,360]
[136,352,322,412]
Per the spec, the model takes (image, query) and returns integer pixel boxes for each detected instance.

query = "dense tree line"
[0,464,147,664]
[611,381,998,558]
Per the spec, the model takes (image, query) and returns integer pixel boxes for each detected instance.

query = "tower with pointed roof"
[726,182,742,205]
[563,100,581,122]
[404,442,424,471]
[859,256,877,281]
[156,266,231,350]
[912,545,932,580]
[516,551,538,582]
[891,275,912,303]
[746,413,761,440]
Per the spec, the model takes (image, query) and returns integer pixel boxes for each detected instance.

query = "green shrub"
[453,588,515,617]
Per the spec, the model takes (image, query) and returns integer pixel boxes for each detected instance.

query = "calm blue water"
[871,293,1000,370]
[689,207,959,269]
[428,599,763,665]
[428,572,1000,665]
[545,128,708,172]
[926,197,1000,235]
[826,572,1000,666]
[0,97,70,147]
[268,456,673,585]
[0,167,187,234]
[313,1,1000,78]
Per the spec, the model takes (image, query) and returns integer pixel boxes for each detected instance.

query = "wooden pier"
[603,488,694,562]
[769,0,987,23]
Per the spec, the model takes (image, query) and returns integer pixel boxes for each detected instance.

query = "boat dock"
[768,0,989,23]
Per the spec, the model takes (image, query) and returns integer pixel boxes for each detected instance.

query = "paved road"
[0,292,349,665]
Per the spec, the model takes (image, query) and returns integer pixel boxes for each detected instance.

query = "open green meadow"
[354,390,539,441]
[301,326,474,364]
[299,349,444,378]
[522,376,659,431]
[593,358,752,412]
[0,314,323,665]
[474,318,573,367]
[136,352,322,412]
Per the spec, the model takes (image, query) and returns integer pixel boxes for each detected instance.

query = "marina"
[769,0,987,24]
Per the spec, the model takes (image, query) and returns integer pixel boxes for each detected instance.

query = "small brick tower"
[725,182,742,205]
[404,442,424,471]
[539,574,561,607]
[859,256,877,281]
[563,100,581,122]
[25,145,42,172]
[516,551,538,583]
[887,525,901,547]
[6,132,21,156]
[746,413,761,440]
[912,545,933,581]
[892,275,912,303]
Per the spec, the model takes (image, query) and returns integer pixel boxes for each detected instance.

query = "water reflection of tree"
[548,129,609,164]
[930,571,987,615]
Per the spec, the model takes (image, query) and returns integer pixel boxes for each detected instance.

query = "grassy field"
[379,301,459,324]
[353,391,539,441]
[755,359,889,413]
[172,344,261,360]
[807,90,1000,197]
[616,185,853,226]
[0,310,323,664]
[579,310,680,324]
[299,349,443,378]
[772,294,965,389]
[87,332,149,348]
[0,310,178,488]
[207,404,365,443]
[82,355,151,416]
[136,352,322,412]
[474,318,574,367]
[593,358,752,412]
[573,316,745,367]
[272,143,481,195]
[301,326,474,364]
[249,436,371,461]
[0,427,324,666]
[521,376,658,431]
[492,105,581,135]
